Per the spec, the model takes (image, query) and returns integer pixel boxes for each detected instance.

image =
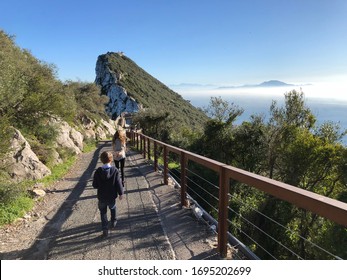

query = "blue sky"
[1,0,347,87]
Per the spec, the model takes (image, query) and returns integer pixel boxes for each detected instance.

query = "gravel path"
[0,141,222,260]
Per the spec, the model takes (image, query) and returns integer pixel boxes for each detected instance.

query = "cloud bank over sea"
[171,81,347,102]
[171,79,347,145]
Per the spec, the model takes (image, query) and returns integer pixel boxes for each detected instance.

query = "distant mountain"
[257,80,294,87]
[218,80,296,89]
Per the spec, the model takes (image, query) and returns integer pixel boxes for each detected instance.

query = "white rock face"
[100,119,116,137]
[80,116,117,140]
[95,53,139,118]
[4,129,51,181]
[54,121,83,154]
[70,127,84,151]
[80,115,96,139]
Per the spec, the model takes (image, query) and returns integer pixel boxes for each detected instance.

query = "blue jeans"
[98,199,116,230]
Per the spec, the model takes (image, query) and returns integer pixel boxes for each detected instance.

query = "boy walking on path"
[93,151,124,237]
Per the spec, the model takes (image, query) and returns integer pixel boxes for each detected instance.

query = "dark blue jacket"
[92,166,123,201]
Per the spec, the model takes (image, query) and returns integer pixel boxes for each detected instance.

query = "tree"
[204,96,244,123]
[265,89,316,179]
[257,90,347,259]
[64,81,108,119]
[133,109,173,142]
[231,115,267,173]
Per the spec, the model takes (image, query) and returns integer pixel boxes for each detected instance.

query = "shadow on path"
[20,142,108,259]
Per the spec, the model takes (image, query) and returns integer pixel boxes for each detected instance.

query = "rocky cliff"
[95,52,140,119]
[94,52,208,128]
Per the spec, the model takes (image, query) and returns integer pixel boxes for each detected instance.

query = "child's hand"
[119,195,123,201]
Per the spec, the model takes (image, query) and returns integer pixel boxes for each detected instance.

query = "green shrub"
[0,195,33,226]
[0,179,28,204]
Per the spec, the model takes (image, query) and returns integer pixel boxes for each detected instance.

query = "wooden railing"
[129,131,347,258]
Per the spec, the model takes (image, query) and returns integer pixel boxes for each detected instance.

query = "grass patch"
[83,139,97,153]
[38,155,76,187]
[0,195,34,227]
[156,157,180,169]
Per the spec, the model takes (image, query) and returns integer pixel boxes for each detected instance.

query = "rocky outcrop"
[2,116,117,182]
[100,119,116,137]
[52,120,83,155]
[3,129,51,181]
[95,52,140,119]
[81,115,97,139]
[80,116,116,140]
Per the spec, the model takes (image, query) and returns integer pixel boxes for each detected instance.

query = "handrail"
[129,131,347,258]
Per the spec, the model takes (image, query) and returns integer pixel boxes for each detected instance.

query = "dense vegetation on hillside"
[98,52,208,136]
[0,30,109,225]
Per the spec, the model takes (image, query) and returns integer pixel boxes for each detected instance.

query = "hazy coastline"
[173,84,347,145]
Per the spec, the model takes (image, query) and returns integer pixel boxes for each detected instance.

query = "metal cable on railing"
[167,163,294,259]
[168,168,180,182]
[229,219,279,260]
[228,192,343,260]
[227,206,304,260]
[186,169,220,192]
[173,165,341,259]
[164,167,257,260]
[166,166,219,215]
[185,177,219,208]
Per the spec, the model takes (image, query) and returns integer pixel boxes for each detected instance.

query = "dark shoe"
[102,229,108,237]
[110,220,117,229]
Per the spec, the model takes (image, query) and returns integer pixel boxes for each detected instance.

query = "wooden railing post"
[129,130,133,145]
[154,141,158,171]
[143,136,146,158]
[180,151,188,207]
[218,165,229,258]
[147,138,150,160]
[137,133,139,150]
[163,146,168,185]
[140,134,143,152]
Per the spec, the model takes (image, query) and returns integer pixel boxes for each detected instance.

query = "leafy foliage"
[132,109,172,142]
[64,81,108,120]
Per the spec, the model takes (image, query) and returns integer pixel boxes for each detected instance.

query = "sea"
[173,84,347,146]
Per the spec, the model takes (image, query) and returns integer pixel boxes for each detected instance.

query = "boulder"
[70,127,84,151]
[100,119,116,137]
[95,126,107,140]
[30,188,46,198]
[4,129,51,181]
[54,120,82,154]
[50,149,63,165]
